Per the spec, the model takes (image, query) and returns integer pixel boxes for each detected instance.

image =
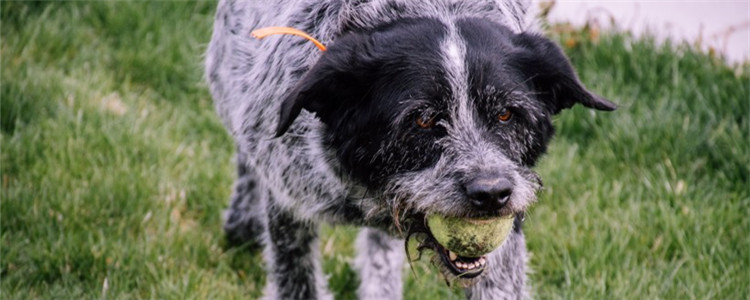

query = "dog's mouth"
[405,213,521,284]
[433,238,487,279]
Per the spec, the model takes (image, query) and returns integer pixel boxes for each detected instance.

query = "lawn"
[2,2,748,299]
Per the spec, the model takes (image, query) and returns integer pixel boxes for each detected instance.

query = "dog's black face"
[278,17,616,281]
[278,18,453,184]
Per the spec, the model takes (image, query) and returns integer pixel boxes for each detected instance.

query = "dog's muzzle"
[397,168,535,285]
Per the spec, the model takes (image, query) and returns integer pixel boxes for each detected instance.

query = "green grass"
[2,2,748,299]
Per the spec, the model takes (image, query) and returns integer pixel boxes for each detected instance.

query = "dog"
[205,0,616,299]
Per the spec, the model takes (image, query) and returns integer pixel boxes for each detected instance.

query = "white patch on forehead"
[446,42,462,69]
[440,21,467,98]
[440,20,482,145]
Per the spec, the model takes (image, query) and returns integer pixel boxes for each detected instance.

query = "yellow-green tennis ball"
[427,214,514,257]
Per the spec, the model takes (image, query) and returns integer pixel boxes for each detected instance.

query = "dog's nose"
[465,176,513,211]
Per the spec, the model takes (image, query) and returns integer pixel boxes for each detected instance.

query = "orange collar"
[251,27,327,51]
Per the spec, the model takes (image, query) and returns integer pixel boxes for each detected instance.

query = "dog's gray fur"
[207,1,549,299]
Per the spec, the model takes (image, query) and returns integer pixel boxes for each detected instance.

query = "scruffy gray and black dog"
[205,0,616,299]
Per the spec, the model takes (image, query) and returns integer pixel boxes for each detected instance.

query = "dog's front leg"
[262,196,332,300]
[354,228,406,300]
[224,151,264,248]
[464,231,529,300]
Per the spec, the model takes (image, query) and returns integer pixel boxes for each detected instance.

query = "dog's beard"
[386,169,541,287]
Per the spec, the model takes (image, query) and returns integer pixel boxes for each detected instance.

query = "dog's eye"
[497,108,512,122]
[416,114,437,129]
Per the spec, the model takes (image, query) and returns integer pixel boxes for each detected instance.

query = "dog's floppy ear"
[276,35,371,137]
[276,62,338,137]
[511,32,617,113]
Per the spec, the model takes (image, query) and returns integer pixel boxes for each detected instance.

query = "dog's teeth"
[479,257,486,265]
[448,251,458,261]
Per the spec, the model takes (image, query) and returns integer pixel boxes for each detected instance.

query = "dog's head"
[277,17,616,283]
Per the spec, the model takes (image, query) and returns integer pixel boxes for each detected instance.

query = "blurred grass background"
[1,1,748,299]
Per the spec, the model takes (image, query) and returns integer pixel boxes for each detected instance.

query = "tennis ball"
[427,214,514,257]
